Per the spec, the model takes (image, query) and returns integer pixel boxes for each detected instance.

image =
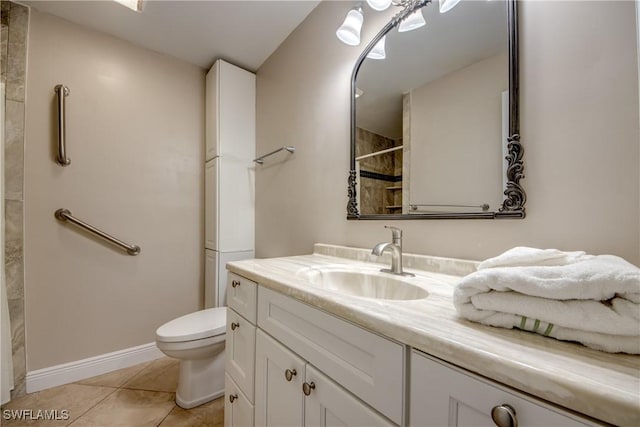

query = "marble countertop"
[227,244,640,426]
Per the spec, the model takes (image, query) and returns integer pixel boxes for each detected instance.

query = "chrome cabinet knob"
[229,394,238,403]
[285,369,297,382]
[491,404,517,427]
[231,280,240,288]
[302,381,315,396]
[230,322,240,331]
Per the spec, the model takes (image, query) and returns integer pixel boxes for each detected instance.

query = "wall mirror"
[346,0,524,220]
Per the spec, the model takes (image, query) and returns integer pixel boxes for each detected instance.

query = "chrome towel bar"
[55,209,141,256]
[54,84,71,166]
[253,146,295,164]
[410,204,490,212]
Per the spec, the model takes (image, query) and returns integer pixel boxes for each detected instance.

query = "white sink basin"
[296,265,429,301]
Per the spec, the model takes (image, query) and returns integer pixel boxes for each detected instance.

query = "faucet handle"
[384,225,402,242]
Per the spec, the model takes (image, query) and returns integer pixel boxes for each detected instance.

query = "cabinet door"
[410,351,596,427]
[205,158,218,250]
[304,365,395,427]
[205,61,219,161]
[226,309,256,402]
[225,373,254,427]
[255,330,305,427]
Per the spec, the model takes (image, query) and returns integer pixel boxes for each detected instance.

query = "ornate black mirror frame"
[347,0,524,220]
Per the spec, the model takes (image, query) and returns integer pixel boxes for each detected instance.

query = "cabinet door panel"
[226,309,256,401]
[225,373,254,427]
[255,330,305,427]
[205,61,219,161]
[410,351,597,427]
[204,249,218,308]
[218,156,255,252]
[304,365,395,427]
[205,158,218,250]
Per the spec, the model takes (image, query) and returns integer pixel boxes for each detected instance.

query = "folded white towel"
[454,248,640,354]
[478,246,586,269]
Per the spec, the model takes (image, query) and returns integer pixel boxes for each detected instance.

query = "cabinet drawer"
[225,373,254,427]
[410,350,599,427]
[258,287,404,425]
[226,308,256,402]
[228,272,257,324]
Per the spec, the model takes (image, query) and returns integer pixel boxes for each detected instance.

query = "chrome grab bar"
[253,146,295,164]
[55,209,140,256]
[54,84,71,166]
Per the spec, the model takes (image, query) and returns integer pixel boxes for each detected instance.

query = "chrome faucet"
[372,226,414,277]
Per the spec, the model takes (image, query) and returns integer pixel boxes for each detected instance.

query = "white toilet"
[155,307,227,409]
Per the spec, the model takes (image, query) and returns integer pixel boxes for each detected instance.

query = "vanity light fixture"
[338,0,460,47]
[113,0,143,12]
[336,6,365,46]
[367,36,386,59]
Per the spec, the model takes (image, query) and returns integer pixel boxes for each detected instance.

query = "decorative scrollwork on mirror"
[346,0,524,220]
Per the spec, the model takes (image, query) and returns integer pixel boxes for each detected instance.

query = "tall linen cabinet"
[205,59,255,308]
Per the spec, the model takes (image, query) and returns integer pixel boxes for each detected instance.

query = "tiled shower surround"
[355,127,403,215]
[2,0,28,399]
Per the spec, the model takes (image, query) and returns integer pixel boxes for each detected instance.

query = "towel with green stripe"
[453,247,640,354]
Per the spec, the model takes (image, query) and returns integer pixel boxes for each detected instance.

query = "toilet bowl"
[155,307,226,409]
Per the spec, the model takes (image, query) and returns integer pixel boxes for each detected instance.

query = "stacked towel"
[454,247,640,354]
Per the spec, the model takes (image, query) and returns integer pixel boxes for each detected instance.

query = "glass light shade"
[439,0,462,13]
[114,0,143,12]
[336,8,364,46]
[366,0,392,11]
[366,36,386,60]
[398,10,425,32]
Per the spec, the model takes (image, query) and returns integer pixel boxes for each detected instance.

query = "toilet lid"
[156,307,226,343]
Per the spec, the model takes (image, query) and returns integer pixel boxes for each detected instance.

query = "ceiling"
[21,0,321,72]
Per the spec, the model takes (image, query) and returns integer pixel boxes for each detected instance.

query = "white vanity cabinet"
[410,350,599,427]
[225,273,258,427]
[255,328,395,427]
[257,286,404,425]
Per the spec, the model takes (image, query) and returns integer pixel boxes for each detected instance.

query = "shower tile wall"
[2,0,28,399]
[402,93,411,214]
[355,127,402,215]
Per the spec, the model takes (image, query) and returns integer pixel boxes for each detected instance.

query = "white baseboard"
[26,342,164,393]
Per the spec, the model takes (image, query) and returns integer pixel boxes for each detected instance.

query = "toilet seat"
[156,307,226,343]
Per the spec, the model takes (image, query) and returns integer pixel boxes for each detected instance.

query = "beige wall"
[24,10,205,370]
[256,1,640,265]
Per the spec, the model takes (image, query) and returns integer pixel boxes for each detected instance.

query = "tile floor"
[0,357,224,426]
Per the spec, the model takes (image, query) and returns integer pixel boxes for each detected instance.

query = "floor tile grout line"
[156,403,179,426]
[113,361,154,390]
[65,384,119,427]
